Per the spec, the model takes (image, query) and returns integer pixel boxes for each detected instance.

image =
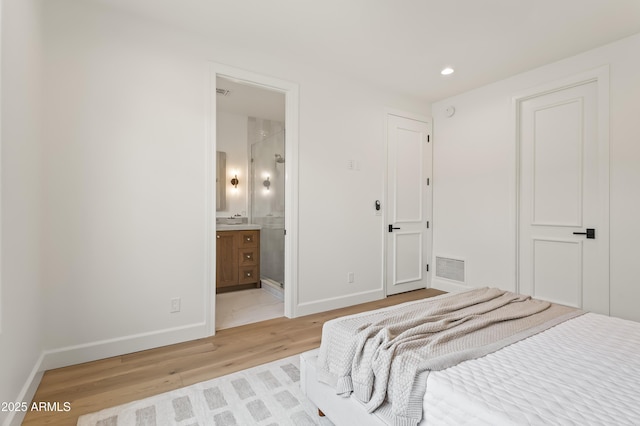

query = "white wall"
[216,111,248,218]
[0,0,44,424]
[37,0,428,371]
[41,2,209,357]
[432,32,640,322]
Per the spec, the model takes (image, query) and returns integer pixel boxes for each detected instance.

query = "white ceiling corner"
[86,0,640,103]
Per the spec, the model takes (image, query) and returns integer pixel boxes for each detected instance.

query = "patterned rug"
[77,355,334,426]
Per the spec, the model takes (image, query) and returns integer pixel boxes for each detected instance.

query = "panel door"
[518,80,609,314]
[386,115,432,295]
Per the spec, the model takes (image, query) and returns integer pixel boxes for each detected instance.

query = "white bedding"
[424,312,640,425]
[316,288,578,425]
[302,311,640,425]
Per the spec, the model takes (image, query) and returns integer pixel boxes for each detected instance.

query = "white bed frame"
[301,348,388,426]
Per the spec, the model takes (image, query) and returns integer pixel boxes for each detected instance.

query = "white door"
[518,80,609,314]
[386,114,432,295]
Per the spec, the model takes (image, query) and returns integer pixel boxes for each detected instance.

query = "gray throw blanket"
[316,287,582,426]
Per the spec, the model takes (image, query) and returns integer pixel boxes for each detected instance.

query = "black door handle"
[573,228,595,239]
[388,225,401,232]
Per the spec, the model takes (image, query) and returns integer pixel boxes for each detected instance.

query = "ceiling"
[216,77,285,122]
[89,0,640,103]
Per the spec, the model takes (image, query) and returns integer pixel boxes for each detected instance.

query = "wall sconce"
[263,176,271,190]
[230,174,239,188]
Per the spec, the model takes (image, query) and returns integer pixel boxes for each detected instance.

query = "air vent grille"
[435,256,465,283]
[216,88,231,96]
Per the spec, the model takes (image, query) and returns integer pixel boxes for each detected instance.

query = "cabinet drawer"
[238,248,258,266]
[238,266,259,285]
[237,230,259,248]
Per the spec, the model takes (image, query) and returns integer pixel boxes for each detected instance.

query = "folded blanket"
[316,287,582,426]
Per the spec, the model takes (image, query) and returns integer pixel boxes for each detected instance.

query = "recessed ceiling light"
[441,67,455,76]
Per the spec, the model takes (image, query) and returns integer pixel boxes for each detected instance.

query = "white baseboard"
[3,322,208,426]
[40,322,209,371]
[430,278,471,294]
[3,355,45,426]
[294,288,385,317]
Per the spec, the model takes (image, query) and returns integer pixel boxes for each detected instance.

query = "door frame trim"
[383,110,433,296]
[208,63,300,334]
[512,66,610,302]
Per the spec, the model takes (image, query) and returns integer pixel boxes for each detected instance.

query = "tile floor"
[215,287,284,330]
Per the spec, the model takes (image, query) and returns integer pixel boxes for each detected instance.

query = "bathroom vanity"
[216,227,261,293]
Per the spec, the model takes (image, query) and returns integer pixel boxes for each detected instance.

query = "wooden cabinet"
[216,229,260,292]
[216,231,238,288]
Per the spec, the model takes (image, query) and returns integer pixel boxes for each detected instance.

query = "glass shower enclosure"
[249,118,285,290]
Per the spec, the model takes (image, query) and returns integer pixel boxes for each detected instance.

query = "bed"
[300,288,640,425]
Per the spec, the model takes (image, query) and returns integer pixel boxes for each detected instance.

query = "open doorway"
[215,77,284,329]
[209,65,298,332]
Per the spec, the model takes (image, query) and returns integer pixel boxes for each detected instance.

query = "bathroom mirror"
[216,151,226,211]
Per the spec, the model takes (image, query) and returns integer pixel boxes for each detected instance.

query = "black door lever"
[388,225,401,233]
[573,228,596,239]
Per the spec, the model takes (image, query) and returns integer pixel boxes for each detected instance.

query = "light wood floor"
[24,288,445,425]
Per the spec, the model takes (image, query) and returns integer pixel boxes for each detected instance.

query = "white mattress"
[424,312,640,425]
[303,312,640,425]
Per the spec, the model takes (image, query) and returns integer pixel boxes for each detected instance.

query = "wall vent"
[435,256,465,283]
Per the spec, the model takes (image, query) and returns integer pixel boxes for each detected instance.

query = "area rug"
[77,355,334,426]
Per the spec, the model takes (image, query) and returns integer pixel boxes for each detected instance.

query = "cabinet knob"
[246,272,252,277]
[246,254,251,259]
[216,235,220,239]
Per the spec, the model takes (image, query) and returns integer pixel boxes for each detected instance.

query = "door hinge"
[427,178,430,186]
[426,221,430,229]
[426,264,429,272]
[284,229,287,236]
[427,135,430,142]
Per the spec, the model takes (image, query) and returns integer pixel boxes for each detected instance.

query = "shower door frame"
[207,63,299,335]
